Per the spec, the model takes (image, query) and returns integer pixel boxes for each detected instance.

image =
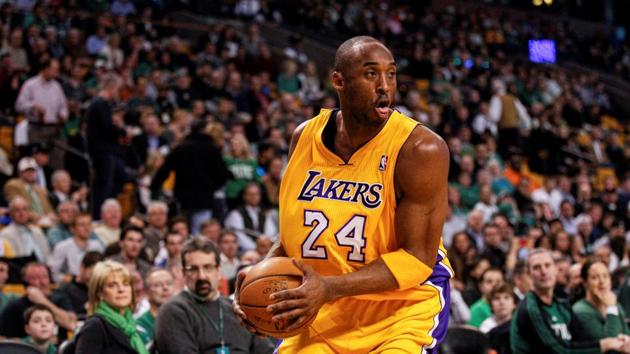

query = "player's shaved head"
[334,36,390,75]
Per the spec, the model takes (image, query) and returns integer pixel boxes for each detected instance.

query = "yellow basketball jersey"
[279,109,452,302]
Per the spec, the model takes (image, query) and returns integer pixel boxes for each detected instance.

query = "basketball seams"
[240,273,303,289]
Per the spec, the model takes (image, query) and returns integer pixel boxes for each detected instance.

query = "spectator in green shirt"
[137,269,175,346]
[511,248,627,354]
[572,260,629,341]
[468,268,504,328]
[224,133,261,209]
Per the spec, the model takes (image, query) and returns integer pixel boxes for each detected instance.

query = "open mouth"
[375,100,390,118]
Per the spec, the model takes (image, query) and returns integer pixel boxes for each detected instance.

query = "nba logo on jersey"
[379,155,388,171]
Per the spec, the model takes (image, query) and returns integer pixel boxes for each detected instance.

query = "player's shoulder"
[399,124,449,166]
[289,109,332,158]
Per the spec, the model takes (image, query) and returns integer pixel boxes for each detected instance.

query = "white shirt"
[442,215,467,249]
[472,113,498,136]
[224,206,278,251]
[35,167,47,190]
[220,253,241,281]
[480,316,498,334]
[48,237,104,282]
[15,75,68,124]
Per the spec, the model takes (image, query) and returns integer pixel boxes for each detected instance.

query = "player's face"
[338,42,396,127]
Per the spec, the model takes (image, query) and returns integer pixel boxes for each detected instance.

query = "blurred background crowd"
[1,0,630,353]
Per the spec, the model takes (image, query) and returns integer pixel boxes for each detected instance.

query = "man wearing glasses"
[154,237,273,354]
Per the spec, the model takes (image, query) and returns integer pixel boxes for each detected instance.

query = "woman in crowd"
[74,260,148,354]
[572,259,629,341]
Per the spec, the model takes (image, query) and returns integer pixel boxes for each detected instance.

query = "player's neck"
[336,109,386,153]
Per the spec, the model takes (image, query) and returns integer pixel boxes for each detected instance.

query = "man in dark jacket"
[151,119,231,234]
[85,74,127,219]
[128,113,169,171]
[155,238,273,354]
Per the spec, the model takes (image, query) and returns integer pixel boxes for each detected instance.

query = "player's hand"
[233,266,259,334]
[267,259,332,332]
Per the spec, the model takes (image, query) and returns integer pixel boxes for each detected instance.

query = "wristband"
[606,305,619,316]
[381,249,432,289]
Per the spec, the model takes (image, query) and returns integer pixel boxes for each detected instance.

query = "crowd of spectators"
[1,0,630,353]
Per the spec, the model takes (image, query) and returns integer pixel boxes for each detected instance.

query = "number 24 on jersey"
[301,210,367,262]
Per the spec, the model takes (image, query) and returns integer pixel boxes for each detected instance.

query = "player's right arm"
[233,120,307,330]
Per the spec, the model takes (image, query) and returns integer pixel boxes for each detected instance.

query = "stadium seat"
[440,325,490,354]
[0,341,43,354]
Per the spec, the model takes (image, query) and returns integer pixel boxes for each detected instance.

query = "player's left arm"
[269,126,449,330]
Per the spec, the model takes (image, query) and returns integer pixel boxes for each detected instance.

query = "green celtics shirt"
[136,310,155,345]
[511,292,601,354]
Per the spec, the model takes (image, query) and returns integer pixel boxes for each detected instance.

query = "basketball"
[239,257,316,338]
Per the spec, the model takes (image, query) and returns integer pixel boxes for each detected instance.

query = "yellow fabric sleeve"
[381,249,432,289]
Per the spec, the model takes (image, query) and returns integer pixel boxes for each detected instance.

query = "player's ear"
[331,71,344,91]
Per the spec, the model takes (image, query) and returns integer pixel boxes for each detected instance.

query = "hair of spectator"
[38,57,55,73]
[87,260,135,314]
[120,225,145,241]
[526,248,553,270]
[148,201,169,215]
[334,36,383,74]
[56,200,78,213]
[482,223,499,235]
[20,262,48,282]
[144,267,172,288]
[512,260,527,279]
[181,237,220,269]
[488,282,514,302]
[98,73,122,92]
[165,231,183,243]
[101,198,121,213]
[190,118,209,135]
[23,303,54,324]
[200,218,221,230]
[242,181,261,198]
[81,251,104,269]
[51,169,70,185]
[481,267,503,283]
[70,212,92,227]
[553,254,572,265]
[168,215,188,232]
[8,196,29,211]
[218,230,237,244]
[580,258,607,282]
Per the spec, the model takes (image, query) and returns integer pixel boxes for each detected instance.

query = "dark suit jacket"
[128,133,168,169]
[85,97,126,157]
[150,133,231,210]
[74,315,138,354]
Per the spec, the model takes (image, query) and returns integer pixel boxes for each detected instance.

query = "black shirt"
[53,277,88,318]
[0,294,73,339]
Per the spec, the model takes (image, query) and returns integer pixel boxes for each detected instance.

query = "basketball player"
[235,36,453,353]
